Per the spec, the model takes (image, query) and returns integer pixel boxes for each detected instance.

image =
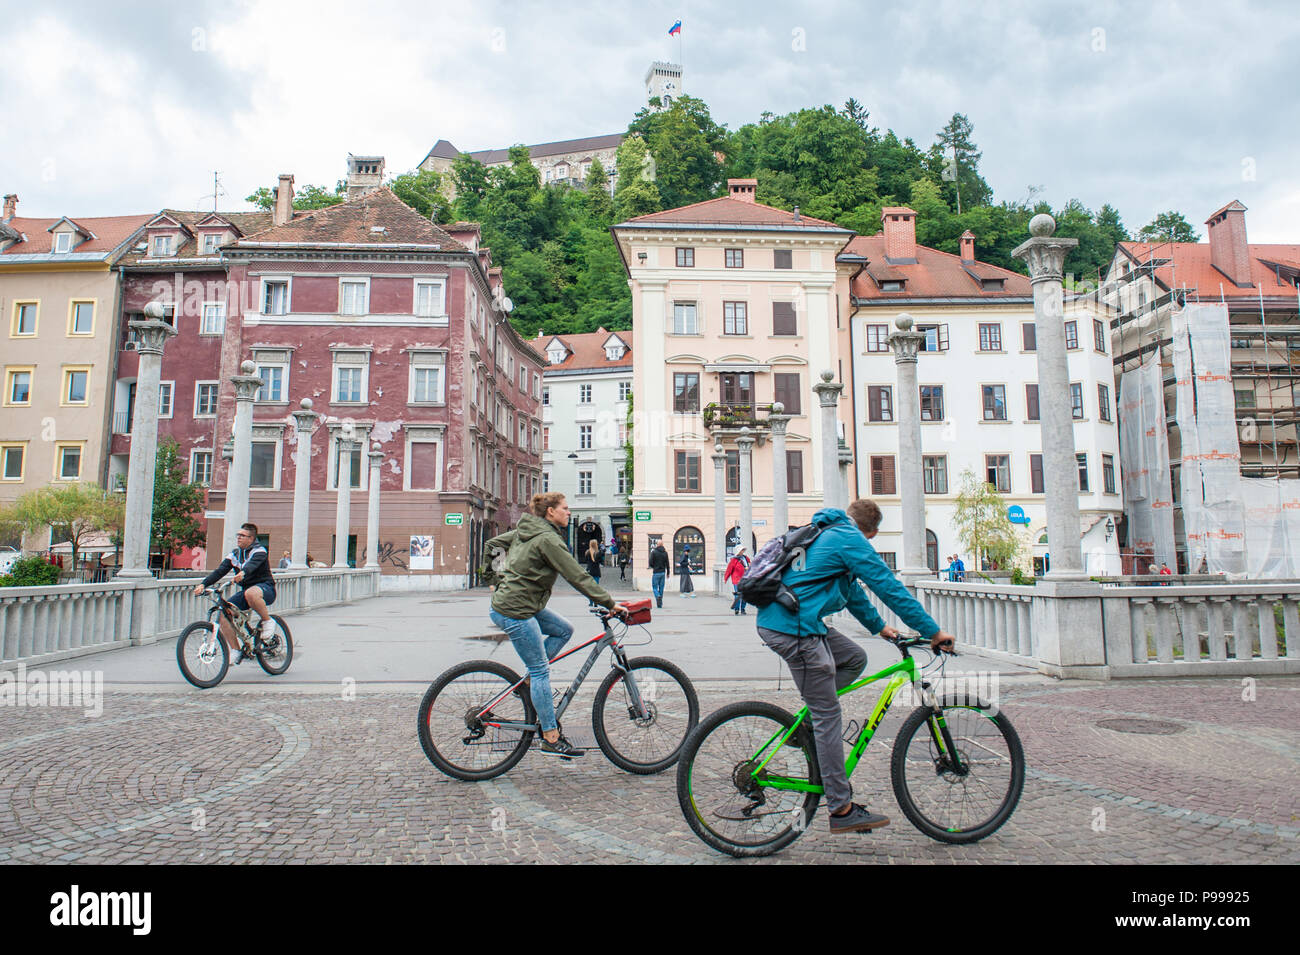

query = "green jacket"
[484,514,614,619]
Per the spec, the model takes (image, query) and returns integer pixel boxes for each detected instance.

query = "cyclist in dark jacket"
[193,522,276,665]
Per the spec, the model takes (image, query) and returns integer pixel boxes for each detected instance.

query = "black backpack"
[737,523,824,612]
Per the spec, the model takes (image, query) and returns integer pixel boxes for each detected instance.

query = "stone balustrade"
[0,568,382,668]
[910,579,1300,678]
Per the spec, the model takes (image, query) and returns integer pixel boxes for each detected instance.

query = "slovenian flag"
[669,20,682,36]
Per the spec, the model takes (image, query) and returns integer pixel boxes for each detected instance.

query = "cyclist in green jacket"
[483,492,628,759]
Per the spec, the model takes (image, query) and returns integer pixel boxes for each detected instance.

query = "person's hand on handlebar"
[930,630,956,654]
[608,602,630,618]
[193,583,205,596]
[879,625,901,641]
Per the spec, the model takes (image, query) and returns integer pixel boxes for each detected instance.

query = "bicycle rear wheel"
[592,656,699,774]
[889,698,1024,844]
[255,615,293,675]
[177,620,228,689]
[676,701,820,858]
[417,660,536,781]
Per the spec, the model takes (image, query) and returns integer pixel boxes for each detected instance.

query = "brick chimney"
[727,179,757,204]
[272,174,295,227]
[1205,200,1252,287]
[960,229,975,262]
[2,194,16,220]
[881,206,917,261]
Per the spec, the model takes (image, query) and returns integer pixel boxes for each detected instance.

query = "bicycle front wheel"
[889,698,1024,844]
[676,701,820,858]
[177,620,228,689]
[592,657,699,774]
[255,615,293,675]
[417,660,535,781]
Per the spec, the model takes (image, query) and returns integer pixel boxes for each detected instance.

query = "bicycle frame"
[749,653,958,794]
[475,619,649,732]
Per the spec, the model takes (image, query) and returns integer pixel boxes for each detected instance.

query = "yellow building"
[612,180,859,590]
[0,195,150,554]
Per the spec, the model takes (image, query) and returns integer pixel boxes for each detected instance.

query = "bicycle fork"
[609,647,652,721]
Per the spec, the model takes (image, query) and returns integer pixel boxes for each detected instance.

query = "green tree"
[245,182,345,211]
[952,469,1023,571]
[583,158,613,226]
[1138,210,1200,243]
[840,98,871,131]
[627,95,725,209]
[151,439,207,571]
[450,154,491,221]
[613,135,661,220]
[932,113,994,211]
[388,168,452,222]
[0,555,60,588]
[0,484,124,571]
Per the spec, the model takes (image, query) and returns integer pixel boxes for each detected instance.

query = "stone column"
[289,399,318,569]
[1013,214,1084,578]
[838,445,854,505]
[737,426,755,567]
[366,449,383,568]
[118,306,177,578]
[711,441,727,595]
[768,405,791,535]
[334,439,359,567]
[890,314,930,583]
[222,359,264,556]
[812,370,845,509]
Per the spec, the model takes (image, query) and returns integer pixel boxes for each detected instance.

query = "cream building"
[613,180,859,591]
[0,195,150,554]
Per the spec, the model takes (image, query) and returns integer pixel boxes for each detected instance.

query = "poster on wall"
[410,535,434,570]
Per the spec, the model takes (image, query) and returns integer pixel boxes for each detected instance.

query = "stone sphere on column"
[300,398,313,410]
[714,443,723,454]
[772,401,784,415]
[1028,213,1056,237]
[143,301,167,320]
[820,369,834,383]
[240,359,257,375]
[894,312,914,331]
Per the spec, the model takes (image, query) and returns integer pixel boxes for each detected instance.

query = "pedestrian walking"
[583,539,603,604]
[649,540,670,607]
[618,545,629,581]
[678,546,695,597]
[725,546,750,615]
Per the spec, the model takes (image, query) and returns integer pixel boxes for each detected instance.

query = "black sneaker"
[538,736,585,759]
[828,803,890,834]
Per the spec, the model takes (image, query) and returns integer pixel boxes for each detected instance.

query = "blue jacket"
[755,508,939,639]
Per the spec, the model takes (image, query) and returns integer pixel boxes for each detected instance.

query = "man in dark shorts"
[193,522,276,666]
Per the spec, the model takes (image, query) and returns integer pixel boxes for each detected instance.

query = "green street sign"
[634,511,652,522]
[444,513,464,526]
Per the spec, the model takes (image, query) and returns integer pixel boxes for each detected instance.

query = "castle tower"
[645,61,683,109]
[345,154,386,199]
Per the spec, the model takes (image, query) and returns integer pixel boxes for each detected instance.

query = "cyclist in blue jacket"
[756,500,953,835]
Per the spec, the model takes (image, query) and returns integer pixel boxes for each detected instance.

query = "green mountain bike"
[676,635,1024,857]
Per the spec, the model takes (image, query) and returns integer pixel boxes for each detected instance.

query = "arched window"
[674,526,705,575]
[1038,532,1049,545]
[726,525,758,559]
[925,529,939,572]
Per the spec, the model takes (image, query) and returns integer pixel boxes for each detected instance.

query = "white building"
[539,329,633,557]
[847,211,1124,576]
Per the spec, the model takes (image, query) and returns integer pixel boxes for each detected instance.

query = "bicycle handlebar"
[884,633,958,656]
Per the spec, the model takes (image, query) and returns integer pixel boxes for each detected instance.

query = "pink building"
[198,183,542,587]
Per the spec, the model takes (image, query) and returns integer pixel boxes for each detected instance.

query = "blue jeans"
[488,607,574,733]
[730,585,746,613]
[651,572,666,602]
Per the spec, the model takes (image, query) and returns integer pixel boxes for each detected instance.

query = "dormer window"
[150,235,173,257]
[53,232,73,253]
[981,278,1005,292]
[202,233,221,254]
[547,347,566,365]
[880,280,904,292]
[605,343,625,361]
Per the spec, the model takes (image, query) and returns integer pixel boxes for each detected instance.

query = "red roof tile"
[619,196,846,230]
[0,213,151,257]
[847,234,1032,301]
[236,187,468,251]
[539,329,632,373]
[1119,240,1300,298]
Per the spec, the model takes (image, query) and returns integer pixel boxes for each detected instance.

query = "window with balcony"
[723,301,747,335]
[720,373,754,415]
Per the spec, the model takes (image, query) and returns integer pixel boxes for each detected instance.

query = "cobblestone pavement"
[1,674,1296,864]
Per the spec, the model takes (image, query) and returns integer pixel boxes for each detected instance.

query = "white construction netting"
[1119,352,1177,565]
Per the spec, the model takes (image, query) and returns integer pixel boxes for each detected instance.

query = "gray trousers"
[758,626,867,812]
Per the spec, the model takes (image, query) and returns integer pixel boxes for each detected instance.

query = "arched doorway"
[673,526,705,575]
[576,519,603,560]
[725,526,758,560]
[925,529,939,573]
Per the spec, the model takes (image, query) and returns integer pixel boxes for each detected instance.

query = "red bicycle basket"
[623,598,652,625]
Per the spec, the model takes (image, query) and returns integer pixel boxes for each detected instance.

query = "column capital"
[368,450,384,466]
[1011,214,1077,284]
[290,398,319,433]
[711,441,727,466]
[231,359,262,402]
[888,313,926,363]
[127,318,177,356]
[767,411,791,435]
[811,368,843,408]
[735,426,755,453]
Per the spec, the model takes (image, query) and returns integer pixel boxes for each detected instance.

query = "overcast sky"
[2,0,1297,241]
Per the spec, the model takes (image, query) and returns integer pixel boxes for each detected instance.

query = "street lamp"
[1105,516,1115,542]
